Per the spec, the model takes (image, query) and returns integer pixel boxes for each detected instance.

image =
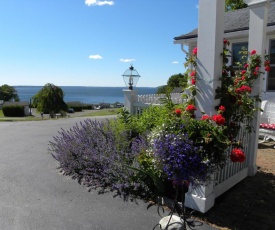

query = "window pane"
[270,40,275,64]
[232,42,248,66]
[267,66,275,91]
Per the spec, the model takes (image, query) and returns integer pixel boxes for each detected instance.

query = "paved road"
[0,116,216,230]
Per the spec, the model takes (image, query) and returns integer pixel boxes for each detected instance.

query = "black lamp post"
[122,65,141,90]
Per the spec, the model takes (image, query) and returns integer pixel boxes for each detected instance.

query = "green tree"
[0,84,19,101]
[156,85,168,94]
[156,73,187,94]
[167,73,187,88]
[225,0,247,11]
[33,83,68,116]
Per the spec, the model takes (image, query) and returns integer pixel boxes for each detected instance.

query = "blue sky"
[0,0,199,87]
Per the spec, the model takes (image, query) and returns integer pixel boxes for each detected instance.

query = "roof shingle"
[174,2,275,41]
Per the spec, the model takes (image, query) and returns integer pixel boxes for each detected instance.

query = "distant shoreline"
[14,86,157,105]
[13,85,157,88]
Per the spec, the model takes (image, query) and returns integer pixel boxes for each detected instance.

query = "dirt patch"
[194,141,275,230]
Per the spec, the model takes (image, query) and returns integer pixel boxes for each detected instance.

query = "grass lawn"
[0,108,120,121]
[80,108,120,117]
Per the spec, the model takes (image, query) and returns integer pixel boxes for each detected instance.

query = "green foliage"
[216,47,263,140]
[2,105,25,117]
[82,104,93,110]
[32,83,68,116]
[167,73,187,88]
[225,0,247,11]
[130,106,170,135]
[183,118,229,167]
[156,85,169,94]
[156,73,187,94]
[68,105,82,112]
[0,84,19,102]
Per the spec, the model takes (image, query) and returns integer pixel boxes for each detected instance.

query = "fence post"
[123,89,138,115]
[184,0,225,213]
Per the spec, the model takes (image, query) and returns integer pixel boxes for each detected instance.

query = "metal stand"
[154,181,201,230]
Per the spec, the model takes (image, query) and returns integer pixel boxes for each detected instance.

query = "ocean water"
[14,86,157,104]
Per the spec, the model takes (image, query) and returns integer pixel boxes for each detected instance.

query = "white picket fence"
[132,93,185,115]
[186,119,252,212]
[123,91,254,212]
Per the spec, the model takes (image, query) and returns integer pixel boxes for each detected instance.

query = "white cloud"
[172,61,179,64]
[119,58,136,63]
[89,54,103,59]
[85,0,114,6]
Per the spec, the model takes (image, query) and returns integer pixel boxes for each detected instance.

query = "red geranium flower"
[250,50,257,55]
[244,63,249,68]
[212,114,225,125]
[230,148,246,163]
[186,104,197,112]
[190,71,196,77]
[192,47,198,56]
[236,85,252,94]
[175,109,182,115]
[265,65,270,72]
[191,78,196,85]
[201,115,210,120]
[218,105,225,112]
[223,39,229,45]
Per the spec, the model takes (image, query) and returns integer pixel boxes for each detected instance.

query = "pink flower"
[230,148,246,163]
[241,70,246,75]
[192,47,198,56]
[250,50,257,55]
[212,114,226,125]
[191,78,196,85]
[255,66,260,71]
[244,63,249,69]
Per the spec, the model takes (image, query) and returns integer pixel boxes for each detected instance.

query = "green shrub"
[131,106,170,135]
[69,105,82,112]
[82,104,93,110]
[2,105,25,117]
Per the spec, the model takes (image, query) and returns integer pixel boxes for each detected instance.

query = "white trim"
[174,25,275,45]
[244,0,269,7]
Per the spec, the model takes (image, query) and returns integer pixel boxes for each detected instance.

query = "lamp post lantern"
[122,65,141,90]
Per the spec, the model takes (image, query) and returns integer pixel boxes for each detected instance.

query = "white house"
[174,2,275,100]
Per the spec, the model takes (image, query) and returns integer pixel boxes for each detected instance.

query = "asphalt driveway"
[0,116,169,230]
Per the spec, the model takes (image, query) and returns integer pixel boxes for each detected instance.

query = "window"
[232,42,248,67]
[267,39,275,91]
